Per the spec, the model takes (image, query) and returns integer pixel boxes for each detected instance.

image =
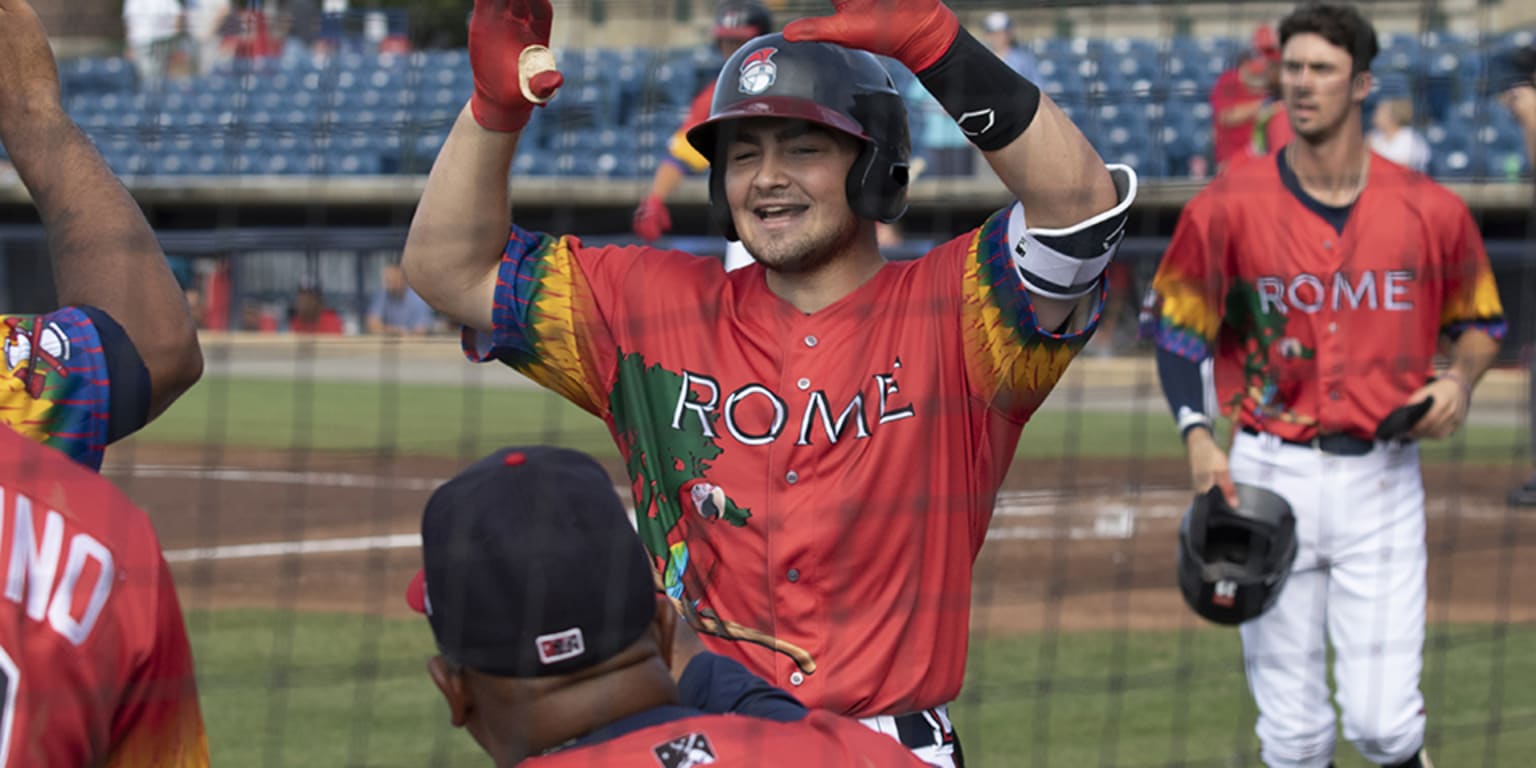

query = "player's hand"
[468,0,565,132]
[1185,428,1237,506]
[1407,376,1469,440]
[1500,84,1536,128]
[633,195,672,242]
[782,0,959,74]
[0,0,63,130]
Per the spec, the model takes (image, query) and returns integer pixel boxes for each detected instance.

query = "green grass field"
[156,375,1533,765]
[139,376,1531,464]
[188,609,1536,767]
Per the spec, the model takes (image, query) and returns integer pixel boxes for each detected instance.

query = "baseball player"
[631,0,773,272]
[407,445,930,767]
[0,0,203,470]
[0,421,209,766]
[1145,4,1505,767]
[402,0,1136,762]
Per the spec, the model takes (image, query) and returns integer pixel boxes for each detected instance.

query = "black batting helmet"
[1177,484,1298,626]
[713,1,773,41]
[685,34,912,241]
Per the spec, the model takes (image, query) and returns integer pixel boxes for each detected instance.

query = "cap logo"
[738,47,778,95]
[535,627,586,665]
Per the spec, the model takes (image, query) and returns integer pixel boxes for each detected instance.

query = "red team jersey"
[524,710,927,767]
[0,426,207,767]
[465,209,1100,716]
[1209,69,1267,167]
[1147,152,1506,440]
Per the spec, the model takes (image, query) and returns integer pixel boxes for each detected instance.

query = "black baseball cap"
[406,446,655,678]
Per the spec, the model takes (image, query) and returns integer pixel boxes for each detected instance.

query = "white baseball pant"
[1229,431,1428,768]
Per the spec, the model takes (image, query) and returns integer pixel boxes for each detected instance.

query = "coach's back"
[0,425,207,767]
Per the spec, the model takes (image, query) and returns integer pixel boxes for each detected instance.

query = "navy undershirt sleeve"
[1157,345,1209,436]
[78,305,152,443]
[676,652,808,723]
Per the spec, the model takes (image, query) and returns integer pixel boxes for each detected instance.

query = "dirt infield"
[102,440,1536,635]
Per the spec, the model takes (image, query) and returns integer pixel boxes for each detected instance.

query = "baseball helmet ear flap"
[1177,484,1298,626]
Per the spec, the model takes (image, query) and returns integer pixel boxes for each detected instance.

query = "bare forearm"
[6,103,200,416]
[982,95,1117,229]
[1217,99,1264,127]
[647,160,687,201]
[1447,329,1500,388]
[402,104,520,331]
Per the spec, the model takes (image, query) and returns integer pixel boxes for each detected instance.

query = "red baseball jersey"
[464,209,1101,716]
[1209,68,1266,167]
[523,710,928,767]
[1146,152,1506,441]
[665,86,716,174]
[0,426,207,767]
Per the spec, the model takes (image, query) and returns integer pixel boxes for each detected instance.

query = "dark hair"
[1279,3,1380,75]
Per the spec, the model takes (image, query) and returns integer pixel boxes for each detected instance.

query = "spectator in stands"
[1368,97,1430,172]
[240,298,279,333]
[1500,45,1536,507]
[2,0,202,469]
[366,263,435,336]
[287,278,345,334]
[979,11,1040,82]
[123,0,186,89]
[902,76,976,177]
[630,1,774,271]
[183,0,231,75]
[184,285,207,330]
[1210,24,1283,170]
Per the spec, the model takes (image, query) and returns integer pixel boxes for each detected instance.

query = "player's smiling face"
[723,118,863,273]
[1280,32,1371,142]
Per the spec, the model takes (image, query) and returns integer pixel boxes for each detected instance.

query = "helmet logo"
[1212,580,1237,608]
[738,47,778,95]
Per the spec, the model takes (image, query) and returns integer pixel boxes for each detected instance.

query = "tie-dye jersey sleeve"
[1436,202,1506,341]
[961,208,1107,420]
[1148,200,1226,362]
[461,224,626,418]
[0,308,117,470]
[106,558,208,768]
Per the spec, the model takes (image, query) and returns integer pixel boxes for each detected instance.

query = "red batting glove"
[782,0,959,74]
[468,0,565,132]
[632,195,672,242]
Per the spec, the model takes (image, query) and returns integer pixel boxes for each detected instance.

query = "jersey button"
[790,671,805,686]
[1328,322,1338,333]
[787,568,800,583]
[797,377,810,390]
[804,335,819,348]
[786,470,799,485]
[1329,389,1342,401]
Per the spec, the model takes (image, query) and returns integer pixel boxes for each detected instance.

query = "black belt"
[891,707,963,763]
[1240,426,1376,456]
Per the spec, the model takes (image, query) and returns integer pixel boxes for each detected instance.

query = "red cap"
[1253,24,1281,60]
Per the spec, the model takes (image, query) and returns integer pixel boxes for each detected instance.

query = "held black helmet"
[1177,484,1299,626]
[713,1,773,41]
[685,34,911,241]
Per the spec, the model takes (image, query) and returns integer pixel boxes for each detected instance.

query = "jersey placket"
[769,316,828,697]
[1314,234,1351,433]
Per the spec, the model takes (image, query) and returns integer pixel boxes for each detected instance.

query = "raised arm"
[401,0,563,332]
[0,0,201,420]
[786,0,1134,331]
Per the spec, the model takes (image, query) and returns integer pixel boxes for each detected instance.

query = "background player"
[1145,4,1504,767]
[630,0,772,271]
[0,0,203,469]
[407,445,930,767]
[1211,24,1284,171]
[402,0,1134,763]
[0,421,208,766]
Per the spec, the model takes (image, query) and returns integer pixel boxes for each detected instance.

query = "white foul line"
[164,533,422,563]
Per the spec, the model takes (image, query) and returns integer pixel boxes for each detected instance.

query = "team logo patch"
[738,47,778,95]
[652,732,717,768]
[535,628,585,665]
